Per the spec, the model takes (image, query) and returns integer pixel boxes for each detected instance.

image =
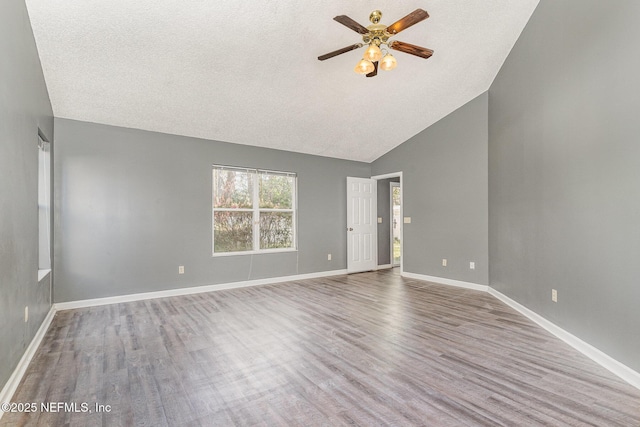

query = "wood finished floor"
[3,269,639,426]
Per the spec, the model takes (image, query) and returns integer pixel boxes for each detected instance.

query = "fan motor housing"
[363,24,390,45]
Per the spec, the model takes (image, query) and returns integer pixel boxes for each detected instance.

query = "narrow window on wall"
[38,136,51,273]
[212,165,297,255]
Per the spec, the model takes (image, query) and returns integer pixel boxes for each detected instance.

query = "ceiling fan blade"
[389,40,434,59]
[366,61,378,78]
[386,9,430,35]
[333,15,370,35]
[318,43,363,61]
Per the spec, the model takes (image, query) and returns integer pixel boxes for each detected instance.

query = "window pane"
[214,169,253,208]
[392,186,401,206]
[392,186,401,265]
[259,173,293,209]
[38,142,51,270]
[259,212,293,249]
[214,211,253,252]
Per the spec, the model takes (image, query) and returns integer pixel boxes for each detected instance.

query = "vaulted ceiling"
[25,0,539,162]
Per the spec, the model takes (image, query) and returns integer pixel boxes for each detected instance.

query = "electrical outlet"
[24,306,28,323]
[470,262,475,270]
[442,259,447,267]
[327,253,332,261]
[178,265,185,274]
[552,289,558,303]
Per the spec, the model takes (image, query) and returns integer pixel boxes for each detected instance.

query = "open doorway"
[372,172,402,273]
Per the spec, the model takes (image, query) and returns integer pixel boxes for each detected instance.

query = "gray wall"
[489,0,640,371]
[0,1,54,390]
[372,93,489,285]
[376,177,400,266]
[53,119,370,302]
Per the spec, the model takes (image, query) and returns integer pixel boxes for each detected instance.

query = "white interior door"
[347,177,377,273]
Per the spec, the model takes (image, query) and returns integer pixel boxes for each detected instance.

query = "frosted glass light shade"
[354,59,375,75]
[363,44,383,62]
[380,54,397,71]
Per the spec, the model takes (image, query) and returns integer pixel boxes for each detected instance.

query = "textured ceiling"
[25,0,539,162]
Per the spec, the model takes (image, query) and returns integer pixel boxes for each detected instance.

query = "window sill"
[212,248,298,258]
[37,269,51,282]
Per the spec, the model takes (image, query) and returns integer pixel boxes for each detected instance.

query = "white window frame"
[38,136,51,280]
[212,165,297,256]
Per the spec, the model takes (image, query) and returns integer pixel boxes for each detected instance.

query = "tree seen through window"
[213,166,296,254]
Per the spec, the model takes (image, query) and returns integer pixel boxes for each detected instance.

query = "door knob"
[348,227,353,231]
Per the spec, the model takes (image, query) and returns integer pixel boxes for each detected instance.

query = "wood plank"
[2,269,639,426]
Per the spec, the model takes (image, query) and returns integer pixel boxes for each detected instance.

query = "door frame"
[371,172,403,274]
[390,181,401,267]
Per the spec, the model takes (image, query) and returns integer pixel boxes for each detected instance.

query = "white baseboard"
[401,271,489,292]
[377,264,393,270]
[0,307,56,420]
[54,269,348,311]
[488,288,640,390]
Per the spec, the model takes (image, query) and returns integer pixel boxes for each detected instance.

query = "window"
[212,165,296,255]
[38,136,51,275]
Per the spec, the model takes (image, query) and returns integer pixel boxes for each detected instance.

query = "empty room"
[1,0,639,425]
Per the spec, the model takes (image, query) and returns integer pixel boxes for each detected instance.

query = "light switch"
[377,217,383,224]
[403,217,411,224]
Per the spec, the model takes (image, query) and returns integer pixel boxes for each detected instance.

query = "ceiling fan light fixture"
[319,9,433,78]
[380,53,397,71]
[363,43,382,62]
[354,58,375,75]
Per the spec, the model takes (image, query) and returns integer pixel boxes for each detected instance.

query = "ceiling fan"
[318,9,434,77]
